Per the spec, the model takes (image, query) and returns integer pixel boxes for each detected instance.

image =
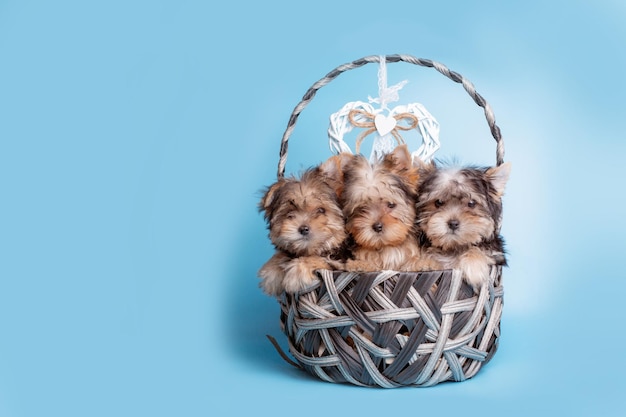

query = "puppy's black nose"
[298,225,310,236]
[448,219,460,231]
[372,222,383,233]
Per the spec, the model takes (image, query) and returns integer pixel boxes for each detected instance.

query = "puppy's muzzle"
[298,225,310,236]
[372,222,383,233]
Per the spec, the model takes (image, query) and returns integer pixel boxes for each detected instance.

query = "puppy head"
[416,161,511,250]
[341,145,419,249]
[259,168,346,256]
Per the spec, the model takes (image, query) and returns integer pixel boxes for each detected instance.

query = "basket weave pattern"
[279,267,503,387]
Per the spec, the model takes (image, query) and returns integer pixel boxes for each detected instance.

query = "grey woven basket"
[269,54,506,388]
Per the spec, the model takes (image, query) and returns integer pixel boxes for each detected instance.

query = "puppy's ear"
[259,180,284,214]
[318,153,353,196]
[383,144,420,187]
[389,144,413,171]
[318,154,344,183]
[486,162,511,196]
[413,156,436,175]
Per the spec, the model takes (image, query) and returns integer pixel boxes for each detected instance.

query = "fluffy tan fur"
[340,145,427,271]
[257,157,347,296]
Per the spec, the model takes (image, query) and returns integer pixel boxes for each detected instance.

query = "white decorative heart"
[374,114,397,136]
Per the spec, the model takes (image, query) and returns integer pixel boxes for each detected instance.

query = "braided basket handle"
[277,54,505,179]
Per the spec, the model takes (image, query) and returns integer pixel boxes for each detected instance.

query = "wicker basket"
[268,54,506,388]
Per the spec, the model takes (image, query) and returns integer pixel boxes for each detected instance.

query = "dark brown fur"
[414,160,511,290]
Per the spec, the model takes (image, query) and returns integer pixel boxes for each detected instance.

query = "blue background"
[1,1,624,416]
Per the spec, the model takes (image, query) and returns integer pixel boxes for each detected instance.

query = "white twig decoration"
[328,56,441,163]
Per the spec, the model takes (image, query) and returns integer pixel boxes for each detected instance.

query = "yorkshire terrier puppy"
[341,145,425,271]
[257,157,347,296]
[414,160,511,290]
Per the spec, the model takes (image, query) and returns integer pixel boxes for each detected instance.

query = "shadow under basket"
[272,267,503,388]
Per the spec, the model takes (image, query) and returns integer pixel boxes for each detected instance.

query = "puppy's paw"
[344,258,377,272]
[282,257,321,294]
[258,262,286,297]
[403,255,443,272]
[326,258,346,270]
[457,249,491,291]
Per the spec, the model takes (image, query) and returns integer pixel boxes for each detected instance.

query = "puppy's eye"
[435,199,445,208]
[317,207,326,214]
[387,202,396,209]
[286,212,296,219]
[468,200,476,208]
